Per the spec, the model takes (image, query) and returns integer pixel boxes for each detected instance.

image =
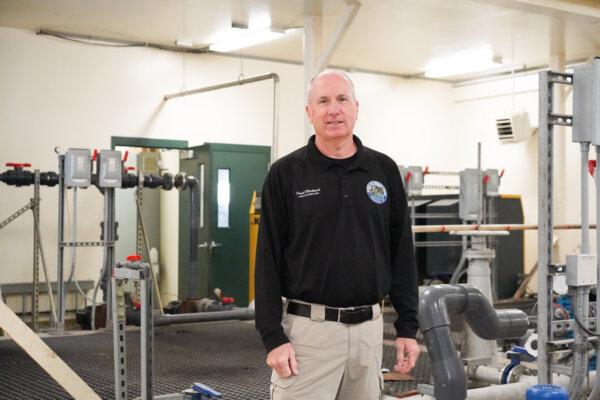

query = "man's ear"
[305,105,311,120]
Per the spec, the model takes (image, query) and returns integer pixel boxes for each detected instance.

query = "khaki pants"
[270,302,384,400]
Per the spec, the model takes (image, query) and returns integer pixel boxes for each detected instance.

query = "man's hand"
[394,337,420,374]
[267,342,299,378]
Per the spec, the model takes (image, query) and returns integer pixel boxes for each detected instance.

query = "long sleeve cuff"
[394,319,418,339]
[260,325,290,353]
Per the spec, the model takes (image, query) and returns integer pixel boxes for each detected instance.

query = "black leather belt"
[287,301,373,324]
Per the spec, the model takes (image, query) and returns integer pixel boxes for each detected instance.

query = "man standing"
[255,70,419,399]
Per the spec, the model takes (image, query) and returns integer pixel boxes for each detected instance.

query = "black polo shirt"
[255,135,418,353]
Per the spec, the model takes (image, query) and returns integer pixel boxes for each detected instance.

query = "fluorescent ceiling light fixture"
[209,27,285,52]
[424,45,504,78]
[175,39,194,48]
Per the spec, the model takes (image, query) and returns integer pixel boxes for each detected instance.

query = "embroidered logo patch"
[296,188,321,198]
[366,181,387,204]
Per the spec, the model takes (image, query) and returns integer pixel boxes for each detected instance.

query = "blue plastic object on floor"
[526,384,568,400]
[192,382,223,399]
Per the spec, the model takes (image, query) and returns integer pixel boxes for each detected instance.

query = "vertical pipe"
[271,76,280,163]
[57,155,66,332]
[537,71,553,384]
[32,170,40,331]
[187,178,199,298]
[582,143,591,253]
[477,142,483,225]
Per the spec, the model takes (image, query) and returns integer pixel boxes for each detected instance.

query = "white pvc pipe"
[398,368,595,400]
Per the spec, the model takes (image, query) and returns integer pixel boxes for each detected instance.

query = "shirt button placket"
[341,174,352,207]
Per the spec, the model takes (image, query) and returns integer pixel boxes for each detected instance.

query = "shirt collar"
[306,134,372,173]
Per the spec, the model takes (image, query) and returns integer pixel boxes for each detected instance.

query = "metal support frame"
[103,188,116,327]
[112,261,154,400]
[537,70,573,384]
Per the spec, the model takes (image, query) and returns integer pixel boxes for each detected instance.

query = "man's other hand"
[267,342,299,378]
[394,337,420,374]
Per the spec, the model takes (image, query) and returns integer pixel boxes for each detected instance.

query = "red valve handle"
[423,166,430,175]
[92,149,98,161]
[589,160,597,177]
[483,175,490,184]
[405,171,413,183]
[221,297,235,304]
[125,166,135,172]
[126,254,141,261]
[499,169,505,178]
[122,151,129,163]
[5,162,32,170]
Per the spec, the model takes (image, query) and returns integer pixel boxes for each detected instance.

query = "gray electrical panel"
[64,148,91,188]
[98,150,122,188]
[459,169,481,221]
[484,169,500,197]
[573,58,600,144]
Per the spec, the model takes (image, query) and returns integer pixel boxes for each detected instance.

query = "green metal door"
[179,144,270,306]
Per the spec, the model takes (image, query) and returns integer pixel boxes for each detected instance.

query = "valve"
[405,170,413,183]
[589,160,596,177]
[122,150,129,163]
[92,149,98,161]
[5,162,32,170]
[126,254,142,262]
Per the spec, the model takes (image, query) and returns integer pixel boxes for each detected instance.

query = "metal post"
[537,71,573,384]
[103,188,116,326]
[112,275,127,400]
[140,264,154,400]
[32,170,40,331]
[537,70,553,384]
[56,155,66,332]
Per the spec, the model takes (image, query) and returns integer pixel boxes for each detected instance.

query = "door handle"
[198,241,222,250]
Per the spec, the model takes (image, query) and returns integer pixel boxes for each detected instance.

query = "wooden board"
[0,300,100,399]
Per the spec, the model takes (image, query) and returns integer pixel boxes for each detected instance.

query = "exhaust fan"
[496,112,536,144]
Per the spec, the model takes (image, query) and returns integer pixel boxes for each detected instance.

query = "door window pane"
[217,169,230,228]
[199,164,205,228]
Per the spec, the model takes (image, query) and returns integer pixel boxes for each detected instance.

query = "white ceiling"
[1,0,600,81]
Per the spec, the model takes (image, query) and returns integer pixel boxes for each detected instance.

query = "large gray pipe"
[174,174,200,298]
[419,284,529,400]
[154,307,254,326]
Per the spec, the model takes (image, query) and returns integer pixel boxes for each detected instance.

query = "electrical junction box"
[64,148,91,188]
[485,169,500,197]
[566,253,597,287]
[398,165,424,196]
[98,150,122,188]
[573,58,600,145]
[459,169,481,221]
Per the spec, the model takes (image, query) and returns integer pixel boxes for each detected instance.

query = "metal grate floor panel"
[0,319,430,399]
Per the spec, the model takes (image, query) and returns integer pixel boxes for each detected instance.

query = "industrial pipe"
[174,173,200,298]
[0,168,59,187]
[412,223,597,233]
[131,307,255,326]
[419,284,529,400]
[163,73,280,161]
[589,144,600,400]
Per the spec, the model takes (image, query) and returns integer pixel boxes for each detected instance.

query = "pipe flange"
[463,249,496,260]
[174,172,187,190]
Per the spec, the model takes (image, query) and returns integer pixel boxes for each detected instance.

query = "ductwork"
[419,284,530,400]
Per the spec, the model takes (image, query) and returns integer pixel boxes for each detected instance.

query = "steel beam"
[471,0,600,22]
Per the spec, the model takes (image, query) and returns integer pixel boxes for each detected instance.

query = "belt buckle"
[338,306,356,324]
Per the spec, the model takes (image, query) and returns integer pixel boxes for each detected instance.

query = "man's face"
[306,73,358,142]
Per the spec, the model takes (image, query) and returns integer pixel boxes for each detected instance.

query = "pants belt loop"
[310,304,326,321]
[283,298,290,317]
[372,303,381,320]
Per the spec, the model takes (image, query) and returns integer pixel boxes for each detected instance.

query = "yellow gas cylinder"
[249,191,261,303]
